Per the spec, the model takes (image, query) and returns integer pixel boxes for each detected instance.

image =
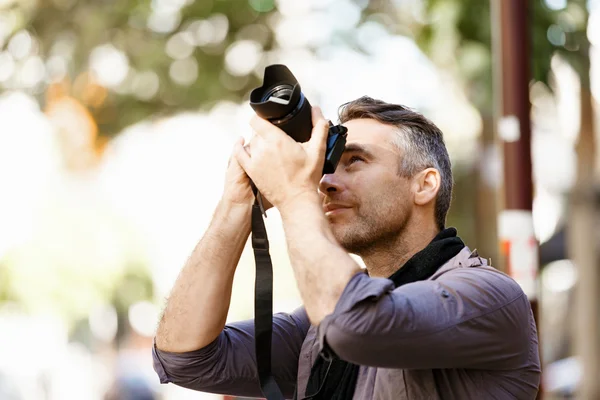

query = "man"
[152,97,541,399]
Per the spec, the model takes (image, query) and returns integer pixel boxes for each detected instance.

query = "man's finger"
[309,117,330,159]
[250,115,289,142]
[311,106,325,126]
[309,106,329,156]
[234,136,252,173]
[228,137,245,167]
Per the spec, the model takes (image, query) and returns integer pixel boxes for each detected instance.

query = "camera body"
[249,64,347,175]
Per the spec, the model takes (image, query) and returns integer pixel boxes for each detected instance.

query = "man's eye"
[348,156,364,164]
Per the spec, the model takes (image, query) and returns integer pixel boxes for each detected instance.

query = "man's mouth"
[323,203,352,215]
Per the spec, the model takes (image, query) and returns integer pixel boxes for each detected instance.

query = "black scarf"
[300,228,465,400]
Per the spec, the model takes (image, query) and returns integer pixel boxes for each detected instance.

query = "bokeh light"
[89,44,129,88]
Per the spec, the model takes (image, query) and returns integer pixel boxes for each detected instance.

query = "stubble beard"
[329,204,410,256]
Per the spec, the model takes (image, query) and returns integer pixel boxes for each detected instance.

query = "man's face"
[319,118,413,254]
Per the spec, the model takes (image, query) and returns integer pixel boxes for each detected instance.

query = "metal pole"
[493,0,540,391]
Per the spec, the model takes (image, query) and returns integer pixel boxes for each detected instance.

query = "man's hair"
[337,96,453,230]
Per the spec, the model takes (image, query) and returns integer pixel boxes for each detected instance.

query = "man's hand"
[222,137,254,207]
[225,137,274,211]
[234,107,329,213]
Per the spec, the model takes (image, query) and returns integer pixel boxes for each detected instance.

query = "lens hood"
[250,64,312,142]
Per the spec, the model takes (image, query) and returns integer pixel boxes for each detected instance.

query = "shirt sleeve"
[316,267,534,370]
[153,306,310,398]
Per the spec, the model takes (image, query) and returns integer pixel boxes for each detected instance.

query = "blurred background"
[0,0,597,398]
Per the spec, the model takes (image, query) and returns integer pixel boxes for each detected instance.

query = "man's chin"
[329,226,355,248]
[326,216,350,232]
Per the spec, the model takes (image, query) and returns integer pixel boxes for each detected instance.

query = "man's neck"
[360,222,439,278]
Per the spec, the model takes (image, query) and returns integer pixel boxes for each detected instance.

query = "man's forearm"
[155,200,252,352]
[279,193,362,325]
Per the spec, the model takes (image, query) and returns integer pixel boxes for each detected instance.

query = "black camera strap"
[251,190,286,400]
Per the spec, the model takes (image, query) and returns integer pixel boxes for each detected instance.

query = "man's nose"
[319,173,343,194]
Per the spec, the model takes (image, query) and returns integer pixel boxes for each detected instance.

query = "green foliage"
[554,0,593,86]
[0,262,16,303]
[111,264,154,316]
[400,0,577,112]
[2,0,591,138]
[1,0,275,137]
[0,200,152,325]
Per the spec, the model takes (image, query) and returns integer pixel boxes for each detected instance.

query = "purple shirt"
[153,247,541,399]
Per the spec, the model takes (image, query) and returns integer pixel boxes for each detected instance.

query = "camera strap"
[251,191,286,400]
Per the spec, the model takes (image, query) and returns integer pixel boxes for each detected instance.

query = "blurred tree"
[406,0,558,110]
[111,264,155,346]
[560,0,596,184]
[563,1,599,395]
[0,199,152,329]
[68,264,154,349]
[0,0,277,138]
[0,261,16,303]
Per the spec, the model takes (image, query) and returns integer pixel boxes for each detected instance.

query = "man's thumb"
[309,107,329,155]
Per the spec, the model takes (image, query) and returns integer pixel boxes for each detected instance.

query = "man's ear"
[413,168,441,206]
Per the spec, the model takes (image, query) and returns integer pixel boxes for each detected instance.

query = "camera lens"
[262,84,294,104]
[250,64,312,142]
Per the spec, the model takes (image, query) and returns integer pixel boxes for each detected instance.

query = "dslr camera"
[249,64,347,175]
